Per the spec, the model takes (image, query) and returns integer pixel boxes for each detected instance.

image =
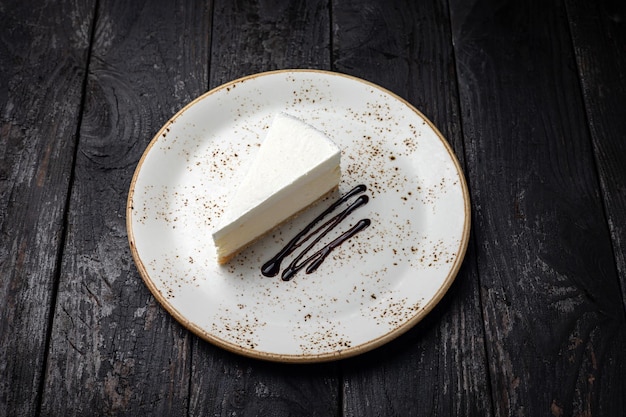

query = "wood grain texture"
[566,0,626,313]
[333,1,492,416]
[38,1,210,415]
[191,342,340,417]
[188,1,341,416]
[2,0,624,415]
[0,1,95,416]
[449,0,626,415]
[209,0,331,86]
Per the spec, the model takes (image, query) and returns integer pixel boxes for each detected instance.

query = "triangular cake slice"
[212,113,341,264]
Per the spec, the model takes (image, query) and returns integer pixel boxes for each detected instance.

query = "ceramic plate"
[127,69,470,362]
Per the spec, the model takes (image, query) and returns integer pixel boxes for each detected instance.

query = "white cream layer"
[212,113,341,262]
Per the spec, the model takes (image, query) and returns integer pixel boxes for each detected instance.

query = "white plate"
[127,70,470,362]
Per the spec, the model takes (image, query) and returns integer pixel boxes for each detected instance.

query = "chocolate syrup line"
[261,184,368,278]
[282,218,371,281]
[279,195,368,281]
[265,193,368,279]
[305,219,371,275]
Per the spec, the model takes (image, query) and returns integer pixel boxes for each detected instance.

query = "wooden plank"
[566,0,626,311]
[0,1,95,415]
[191,343,340,417]
[333,0,493,415]
[38,1,211,415]
[188,1,341,416]
[448,0,626,416]
[209,0,331,85]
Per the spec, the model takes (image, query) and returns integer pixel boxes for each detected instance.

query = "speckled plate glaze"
[127,69,470,362]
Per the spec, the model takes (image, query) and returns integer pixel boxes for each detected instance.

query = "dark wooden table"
[2,0,625,416]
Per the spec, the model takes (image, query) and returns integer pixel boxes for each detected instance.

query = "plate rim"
[126,68,471,363]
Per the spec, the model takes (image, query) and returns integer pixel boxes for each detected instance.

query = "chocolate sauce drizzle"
[261,184,371,281]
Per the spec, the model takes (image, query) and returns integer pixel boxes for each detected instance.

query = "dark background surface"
[1,0,625,415]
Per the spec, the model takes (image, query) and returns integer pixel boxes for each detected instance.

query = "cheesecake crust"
[216,185,339,265]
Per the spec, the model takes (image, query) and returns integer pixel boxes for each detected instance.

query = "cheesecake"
[212,113,341,264]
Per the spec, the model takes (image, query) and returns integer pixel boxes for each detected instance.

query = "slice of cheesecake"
[212,113,341,264]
